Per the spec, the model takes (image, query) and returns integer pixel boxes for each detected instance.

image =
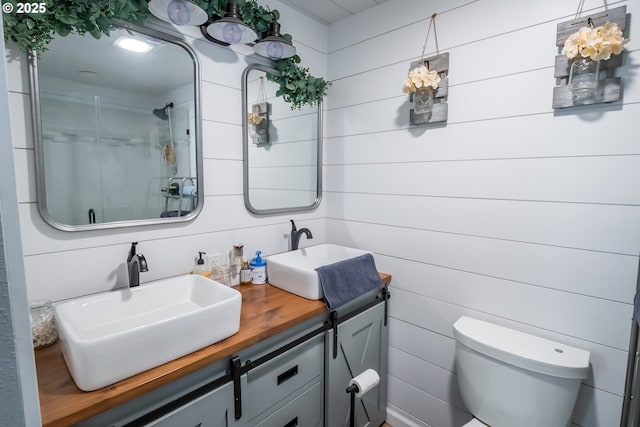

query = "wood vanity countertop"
[35,273,391,427]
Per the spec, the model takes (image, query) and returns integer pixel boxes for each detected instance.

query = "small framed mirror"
[29,23,202,231]
[242,63,322,215]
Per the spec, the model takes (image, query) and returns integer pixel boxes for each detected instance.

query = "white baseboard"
[386,404,431,427]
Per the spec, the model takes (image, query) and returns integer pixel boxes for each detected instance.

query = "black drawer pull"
[277,365,298,385]
[284,417,298,427]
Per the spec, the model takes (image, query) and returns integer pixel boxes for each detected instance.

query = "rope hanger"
[574,0,609,20]
[420,13,440,65]
[256,76,267,104]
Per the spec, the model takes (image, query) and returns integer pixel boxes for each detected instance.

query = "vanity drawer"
[251,380,322,427]
[247,334,323,419]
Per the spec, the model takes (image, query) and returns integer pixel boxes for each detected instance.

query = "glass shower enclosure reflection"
[39,86,193,225]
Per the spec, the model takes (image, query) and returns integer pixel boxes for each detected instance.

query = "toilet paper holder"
[346,369,380,427]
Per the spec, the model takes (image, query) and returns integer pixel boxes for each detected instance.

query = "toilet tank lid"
[453,316,590,379]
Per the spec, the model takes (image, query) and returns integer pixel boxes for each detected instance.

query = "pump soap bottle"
[192,252,210,277]
[249,251,267,285]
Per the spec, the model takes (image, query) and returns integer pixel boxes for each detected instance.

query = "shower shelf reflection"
[161,176,197,217]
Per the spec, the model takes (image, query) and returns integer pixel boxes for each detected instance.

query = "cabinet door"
[325,303,388,427]
[145,381,244,427]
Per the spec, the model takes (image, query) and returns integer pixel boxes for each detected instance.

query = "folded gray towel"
[316,253,382,309]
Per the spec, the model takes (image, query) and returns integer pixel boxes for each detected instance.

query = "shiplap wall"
[326,0,639,426]
[4,0,327,304]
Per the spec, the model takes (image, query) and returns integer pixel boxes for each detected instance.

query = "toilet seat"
[462,418,489,427]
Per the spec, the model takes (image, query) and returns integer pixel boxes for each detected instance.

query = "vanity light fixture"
[148,0,208,26]
[253,19,296,60]
[206,1,258,45]
[113,36,154,53]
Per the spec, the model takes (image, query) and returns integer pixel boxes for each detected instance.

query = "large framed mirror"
[242,64,322,215]
[29,23,202,231]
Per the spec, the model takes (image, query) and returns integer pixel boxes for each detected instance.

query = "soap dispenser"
[192,252,210,277]
[249,251,267,285]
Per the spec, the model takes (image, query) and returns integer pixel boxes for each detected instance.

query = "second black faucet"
[127,242,148,288]
[290,219,313,251]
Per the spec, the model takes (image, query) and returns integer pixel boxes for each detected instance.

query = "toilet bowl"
[453,316,590,427]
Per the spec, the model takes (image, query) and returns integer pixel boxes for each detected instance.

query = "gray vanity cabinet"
[72,296,388,427]
[325,303,388,427]
[146,381,242,427]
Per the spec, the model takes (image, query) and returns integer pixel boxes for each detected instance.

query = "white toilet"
[453,316,590,427]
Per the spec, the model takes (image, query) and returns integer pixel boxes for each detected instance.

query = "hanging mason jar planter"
[413,87,434,115]
[568,56,600,104]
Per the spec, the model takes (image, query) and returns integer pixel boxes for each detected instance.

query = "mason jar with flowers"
[561,21,629,104]
[403,64,441,114]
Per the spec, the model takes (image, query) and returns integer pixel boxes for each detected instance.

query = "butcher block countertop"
[35,274,391,427]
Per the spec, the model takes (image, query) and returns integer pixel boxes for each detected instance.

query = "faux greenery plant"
[1,0,330,109]
[2,0,150,55]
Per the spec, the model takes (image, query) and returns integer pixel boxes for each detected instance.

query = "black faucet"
[290,219,313,251]
[127,242,148,288]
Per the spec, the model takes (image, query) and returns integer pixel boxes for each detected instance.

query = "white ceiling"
[278,0,388,24]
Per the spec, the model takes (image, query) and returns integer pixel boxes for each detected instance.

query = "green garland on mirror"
[1,0,329,109]
[1,0,150,55]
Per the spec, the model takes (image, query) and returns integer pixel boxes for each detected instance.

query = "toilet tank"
[453,316,590,427]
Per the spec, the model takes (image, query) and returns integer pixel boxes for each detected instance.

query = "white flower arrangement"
[247,111,263,125]
[402,64,441,93]
[562,21,629,61]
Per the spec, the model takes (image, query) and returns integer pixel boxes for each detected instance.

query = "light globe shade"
[207,18,257,44]
[148,0,208,26]
[254,37,296,60]
[253,21,296,60]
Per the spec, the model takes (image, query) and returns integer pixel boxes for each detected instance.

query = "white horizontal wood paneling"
[328,15,558,110]
[328,0,635,81]
[389,318,455,372]
[389,346,466,410]
[326,55,640,137]
[203,158,243,196]
[250,166,316,190]
[573,384,625,427]
[249,140,318,167]
[388,375,472,427]
[17,195,324,255]
[327,0,636,424]
[202,121,243,160]
[326,156,640,205]
[201,81,241,125]
[325,102,640,163]
[8,92,31,149]
[326,192,640,255]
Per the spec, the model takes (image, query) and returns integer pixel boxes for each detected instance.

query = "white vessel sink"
[55,274,242,391]
[267,244,372,300]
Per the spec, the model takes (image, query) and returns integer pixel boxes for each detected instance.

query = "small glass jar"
[30,299,57,349]
[413,87,434,114]
[211,265,231,286]
[568,56,600,105]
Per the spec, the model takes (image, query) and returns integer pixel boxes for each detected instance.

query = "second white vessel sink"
[267,243,372,300]
[55,274,242,391]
